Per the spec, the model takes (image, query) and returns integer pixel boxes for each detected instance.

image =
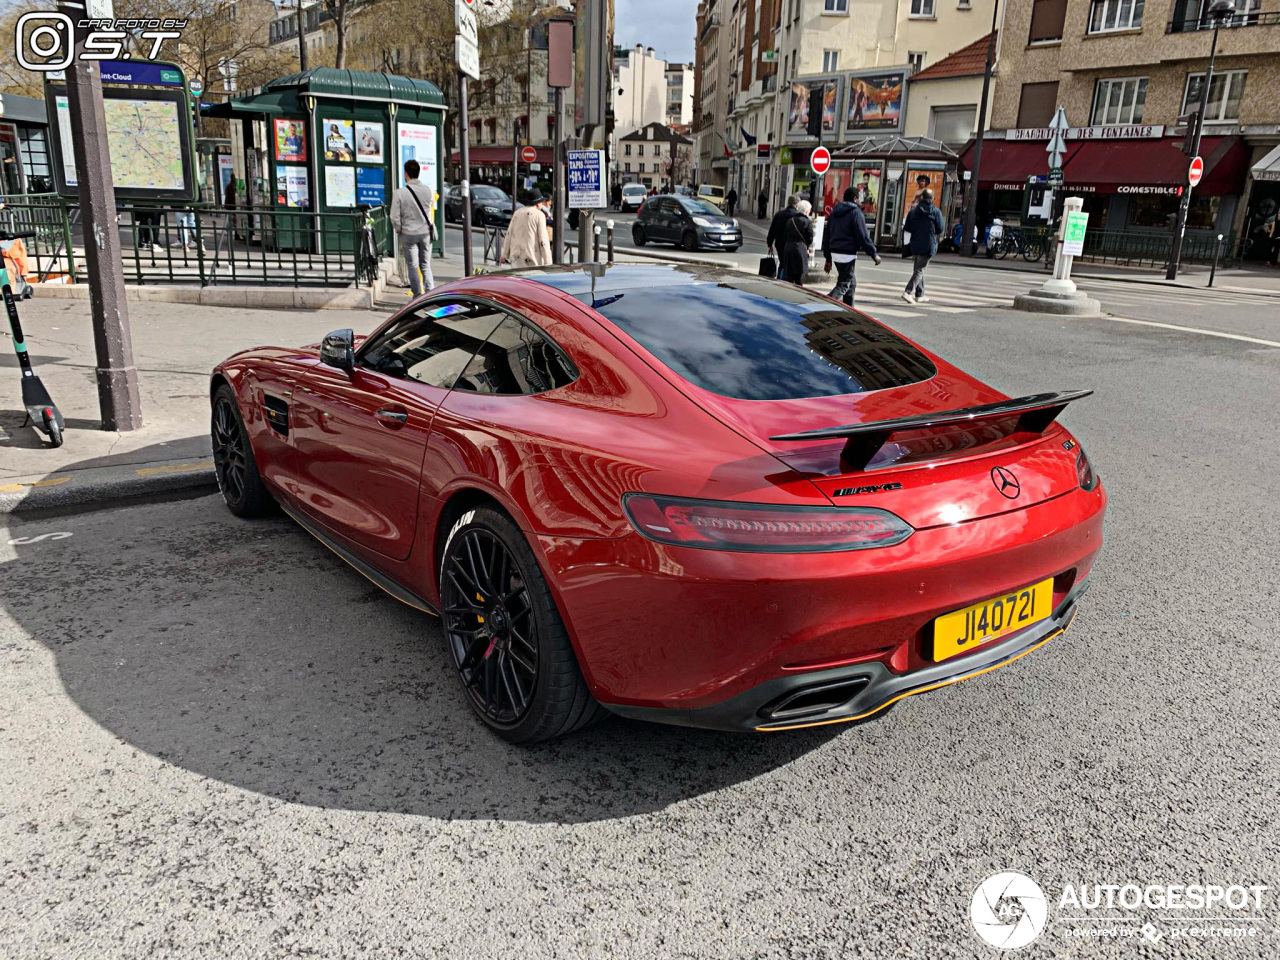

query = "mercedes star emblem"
[991,466,1021,499]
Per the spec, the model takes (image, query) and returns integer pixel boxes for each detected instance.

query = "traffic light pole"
[57,1,141,431]
[1166,20,1220,281]
[458,71,474,277]
[962,2,999,257]
[552,86,565,264]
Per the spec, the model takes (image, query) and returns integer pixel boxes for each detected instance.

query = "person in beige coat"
[505,190,552,268]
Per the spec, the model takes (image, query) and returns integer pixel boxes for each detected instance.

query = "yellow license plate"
[931,579,1054,662]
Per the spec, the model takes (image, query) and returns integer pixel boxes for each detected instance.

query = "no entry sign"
[520,145,537,163]
[1188,155,1204,188]
[810,146,831,176]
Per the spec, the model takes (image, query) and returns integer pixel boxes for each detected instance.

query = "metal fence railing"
[1074,228,1238,269]
[1167,9,1280,31]
[1,198,392,288]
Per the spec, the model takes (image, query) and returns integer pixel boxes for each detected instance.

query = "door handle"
[376,408,408,426]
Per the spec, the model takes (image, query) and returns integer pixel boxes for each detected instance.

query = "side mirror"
[319,328,354,372]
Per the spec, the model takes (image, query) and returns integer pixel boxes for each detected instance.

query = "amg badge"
[833,481,903,497]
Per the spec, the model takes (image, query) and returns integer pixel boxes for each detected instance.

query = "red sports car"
[210,263,1106,743]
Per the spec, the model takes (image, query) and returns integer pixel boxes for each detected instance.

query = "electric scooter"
[1,229,64,447]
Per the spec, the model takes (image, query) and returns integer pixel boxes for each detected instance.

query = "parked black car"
[631,195,742,252]
[445,184,516,227]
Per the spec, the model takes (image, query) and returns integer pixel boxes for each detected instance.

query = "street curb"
[0,458,218,515]
[33,282,380,310]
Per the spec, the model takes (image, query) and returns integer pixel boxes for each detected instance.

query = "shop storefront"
[1242,143,1280,263]
[959,127,1250,248]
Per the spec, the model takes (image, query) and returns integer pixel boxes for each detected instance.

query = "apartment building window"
[823,0,848,13]
[910,0,937,17]
[1087,0,1144,33]
[625,162,632,173]
[1016,81,1059,127]
[1091,77,1148,124]
[1183,70,1246,122]
[624,143,631,155]
[822,50,840,72]
[1028,0,1068,41]
[638,144,645,156]
[908,51,925,74]
[929,105,977,141]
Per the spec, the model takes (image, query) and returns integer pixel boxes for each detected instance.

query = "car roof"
[511,262,737,299]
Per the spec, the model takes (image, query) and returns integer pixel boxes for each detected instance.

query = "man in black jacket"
[766,195,800,280]
[822,186,881,305]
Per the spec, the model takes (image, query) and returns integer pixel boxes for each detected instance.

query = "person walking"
[390,158,438,298]
[611,182,622,210]
[766,195,801,281]
[902,188,944,304]
[781,199,814,287]
[757,188,768,219]
[822,186,881,306]
[725,186,738,217]
[506,189,553,267]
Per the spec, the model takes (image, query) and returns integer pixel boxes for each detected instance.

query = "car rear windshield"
[580,277,936,400]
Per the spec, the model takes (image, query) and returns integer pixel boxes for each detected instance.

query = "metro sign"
[810,146,831,176]
[520,145,537,163]
[1188,155,1204,188]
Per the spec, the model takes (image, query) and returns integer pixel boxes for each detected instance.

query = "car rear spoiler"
[769,390,1093,471]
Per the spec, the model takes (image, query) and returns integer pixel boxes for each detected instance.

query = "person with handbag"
[821,186,881,306]
[765,195,800,280]
[902,188,945,304]
[390,159,438,297]
[781,199,814,287]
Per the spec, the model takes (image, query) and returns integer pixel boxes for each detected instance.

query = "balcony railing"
[1167,9,1278,32]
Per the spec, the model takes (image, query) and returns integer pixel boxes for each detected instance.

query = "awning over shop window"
[959,135,1247,195]
[1252,143,1280,183]
[450,146,554,165]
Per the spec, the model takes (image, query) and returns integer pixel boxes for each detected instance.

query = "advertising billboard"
[846,70,907,134]
[786,78,839,141]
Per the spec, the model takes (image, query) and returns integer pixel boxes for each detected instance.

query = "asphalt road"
[2,294,1278,957]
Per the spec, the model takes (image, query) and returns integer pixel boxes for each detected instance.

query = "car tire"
[440,505,606,744]
[632,225,647,246]
[728,246,741,253]
[682,231,698,252]
[211,384,275,518]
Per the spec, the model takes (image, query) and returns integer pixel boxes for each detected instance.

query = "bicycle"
[993,228,1045,263]
[357,209,380,287]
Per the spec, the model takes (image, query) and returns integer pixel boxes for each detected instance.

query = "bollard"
[593,224,601,262]
[1208,233,1224,288]
[606,219,615,263]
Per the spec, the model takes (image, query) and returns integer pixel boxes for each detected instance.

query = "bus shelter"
[205,68,446,256]
[832,136,961,250]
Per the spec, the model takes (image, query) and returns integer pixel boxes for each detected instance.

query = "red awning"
[959,135,1247,195]
[449,146,554,165]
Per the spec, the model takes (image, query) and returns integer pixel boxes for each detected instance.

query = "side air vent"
[758,678,869,722]
[262,395,289,437]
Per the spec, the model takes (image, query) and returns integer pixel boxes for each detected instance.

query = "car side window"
[358,300,504,389]
[451,315,577,396]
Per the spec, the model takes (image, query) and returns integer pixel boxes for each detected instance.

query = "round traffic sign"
[810,146,831,176]
[520,145,537,164]
[1188,155,1204,188]
[190,76,203,95]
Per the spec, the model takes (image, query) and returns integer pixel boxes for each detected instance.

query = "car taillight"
[1076,447,1097,491]
[622,494,913,553]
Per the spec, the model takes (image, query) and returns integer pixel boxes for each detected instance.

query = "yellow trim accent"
[755,615,1074,732]
[136,459,215,476]
[0,476,71,492]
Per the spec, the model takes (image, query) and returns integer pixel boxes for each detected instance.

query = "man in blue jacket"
[902,188,945,303]
[822,187,881,305]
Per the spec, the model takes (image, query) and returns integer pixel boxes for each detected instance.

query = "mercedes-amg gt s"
[210,263,1106,743]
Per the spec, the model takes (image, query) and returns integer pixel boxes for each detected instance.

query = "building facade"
[666,63,695,126]
[973,0,1280,257]
[618,122,694,187]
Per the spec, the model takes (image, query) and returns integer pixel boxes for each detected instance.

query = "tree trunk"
[334,1,347,69]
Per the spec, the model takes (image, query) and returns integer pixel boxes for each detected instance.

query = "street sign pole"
[546,17,574,265]
[455,0,480,276]
[961,2,1000,256]
[56,0,141,431]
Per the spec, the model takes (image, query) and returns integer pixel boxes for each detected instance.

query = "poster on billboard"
[275,165,310,208]
[905,167,946,211]
[356,166,386,206]
[325,166,356,207]
[355,122,384,163]
[396,122,439,197]
[786,78,839,141]
[846,70,907,134]
[274,118,306,162]
[322,119,355,161]
[820,162,884,223]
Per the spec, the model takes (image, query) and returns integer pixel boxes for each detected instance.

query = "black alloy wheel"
[682,230,698,252]
[439,505,606,743]
[632,224,647,245]
[211,385,275,517]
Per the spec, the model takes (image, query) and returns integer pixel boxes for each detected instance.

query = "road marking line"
[859,305,925,318]
[135,459,215,476]
[0,476,72,493]
[1099,315,1280,347]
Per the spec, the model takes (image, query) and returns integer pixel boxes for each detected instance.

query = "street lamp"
[1166,0,1235,280]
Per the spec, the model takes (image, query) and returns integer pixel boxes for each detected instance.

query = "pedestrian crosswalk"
[828,270,1272,318]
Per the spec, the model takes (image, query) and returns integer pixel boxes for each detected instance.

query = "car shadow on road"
[4,443,842,824]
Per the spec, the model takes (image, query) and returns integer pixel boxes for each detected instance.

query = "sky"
[614,0,696,65]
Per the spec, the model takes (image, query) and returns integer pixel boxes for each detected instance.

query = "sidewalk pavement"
[931,251,1280,298]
